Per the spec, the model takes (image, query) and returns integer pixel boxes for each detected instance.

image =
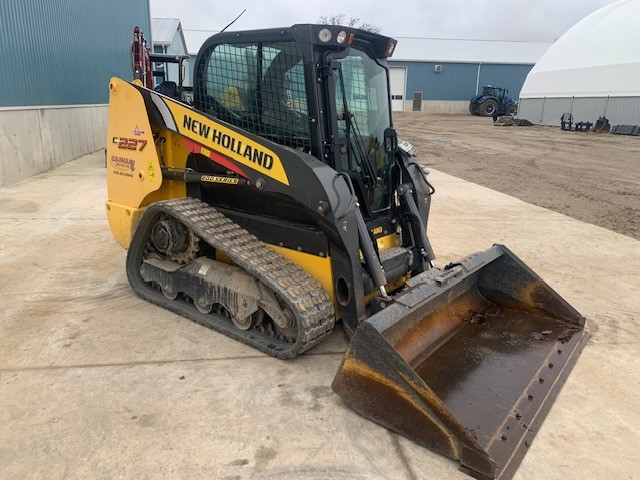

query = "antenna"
[220,9,247,33]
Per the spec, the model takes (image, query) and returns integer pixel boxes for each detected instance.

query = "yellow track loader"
[106,24,588,480]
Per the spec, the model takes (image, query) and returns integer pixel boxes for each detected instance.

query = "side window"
[198,43,257,126]
[336,56,370,136]
[196,41,310,152]
[335,54,371,172]
[260,43,310,150]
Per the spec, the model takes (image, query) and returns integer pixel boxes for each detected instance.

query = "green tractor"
[469,85,517,117]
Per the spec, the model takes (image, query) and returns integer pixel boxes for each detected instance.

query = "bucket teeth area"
[333,245,589,480]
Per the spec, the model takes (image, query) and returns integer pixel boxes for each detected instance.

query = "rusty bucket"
[332,245,589,480]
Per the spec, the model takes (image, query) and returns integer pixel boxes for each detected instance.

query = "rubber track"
[126,197,335,359]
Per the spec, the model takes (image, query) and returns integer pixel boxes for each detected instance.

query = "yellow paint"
[215,250,235,266]
[164,99,290,186]
[268,245,334,304]
[106,78,162,207]
[105,202,148,248]
[106,79,189,247]
[146,132,187,204]
[376,233,400,251]
[265,243,405,313]
[147,159,155,183]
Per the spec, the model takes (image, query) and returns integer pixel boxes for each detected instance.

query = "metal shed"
[151,18,190,86]
[388,38,551,113]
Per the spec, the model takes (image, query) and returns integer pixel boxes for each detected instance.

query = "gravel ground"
[394,113,640,240]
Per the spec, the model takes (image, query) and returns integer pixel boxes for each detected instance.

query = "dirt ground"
[394,113,640,240]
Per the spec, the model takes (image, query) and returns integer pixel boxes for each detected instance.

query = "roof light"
[336,31,347,44]
[318,28,332,43]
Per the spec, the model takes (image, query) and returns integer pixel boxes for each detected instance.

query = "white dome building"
[518,0,640,126]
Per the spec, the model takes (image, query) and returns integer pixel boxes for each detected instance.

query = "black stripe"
[135,86,167,130]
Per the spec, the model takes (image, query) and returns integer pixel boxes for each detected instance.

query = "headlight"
[318,28,332,43]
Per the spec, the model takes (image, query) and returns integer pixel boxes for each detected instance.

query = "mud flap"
[332,245,589,480]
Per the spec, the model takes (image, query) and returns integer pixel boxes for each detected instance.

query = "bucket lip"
[485,328,591,480]
[406,244,505,289]
[364,245,505,334]
[368,243,585,335]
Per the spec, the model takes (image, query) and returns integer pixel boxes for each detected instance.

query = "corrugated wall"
[518,97,640,126]
[0,0,151,107]
[388,61,534,102]
[390,61,477,101]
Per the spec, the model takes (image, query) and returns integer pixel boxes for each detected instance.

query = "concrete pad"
[1,152,639,479]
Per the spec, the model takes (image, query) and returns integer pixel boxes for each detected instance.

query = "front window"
[334,48,393,212]
[483,86,501,98]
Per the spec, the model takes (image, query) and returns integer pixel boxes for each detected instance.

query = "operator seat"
[159,81,181,101]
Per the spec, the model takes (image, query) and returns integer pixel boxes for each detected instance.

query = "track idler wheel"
[162,287,178,300]
[274,306,297,342]
[151,216,198,264]
[232,316,252,331]
[194,299,213,314]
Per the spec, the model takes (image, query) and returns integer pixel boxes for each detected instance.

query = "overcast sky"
[150,0,620,42]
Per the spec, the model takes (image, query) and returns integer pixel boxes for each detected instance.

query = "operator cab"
[481,85,506,100]
[193,24,399,220]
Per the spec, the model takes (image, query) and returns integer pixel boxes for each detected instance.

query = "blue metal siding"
[388,61,534,101]
[478,64,533,99]
[391,61,478,101]
[0,0,151,107]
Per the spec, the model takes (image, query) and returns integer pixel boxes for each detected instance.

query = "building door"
[389,67,407,112]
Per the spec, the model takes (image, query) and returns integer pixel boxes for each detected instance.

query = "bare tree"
[318,14,381,34]
[357,22,381,34]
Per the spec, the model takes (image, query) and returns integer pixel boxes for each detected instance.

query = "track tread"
[128,197,335,358]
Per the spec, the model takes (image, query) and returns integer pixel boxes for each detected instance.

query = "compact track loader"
[106,25,588,479]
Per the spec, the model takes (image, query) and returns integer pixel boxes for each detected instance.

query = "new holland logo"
[182,116,274,170]
[163,99,290,186]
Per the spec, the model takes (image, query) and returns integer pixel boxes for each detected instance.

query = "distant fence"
[517,96,640,126]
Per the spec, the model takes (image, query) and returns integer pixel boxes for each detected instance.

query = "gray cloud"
[150,0,620,41]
